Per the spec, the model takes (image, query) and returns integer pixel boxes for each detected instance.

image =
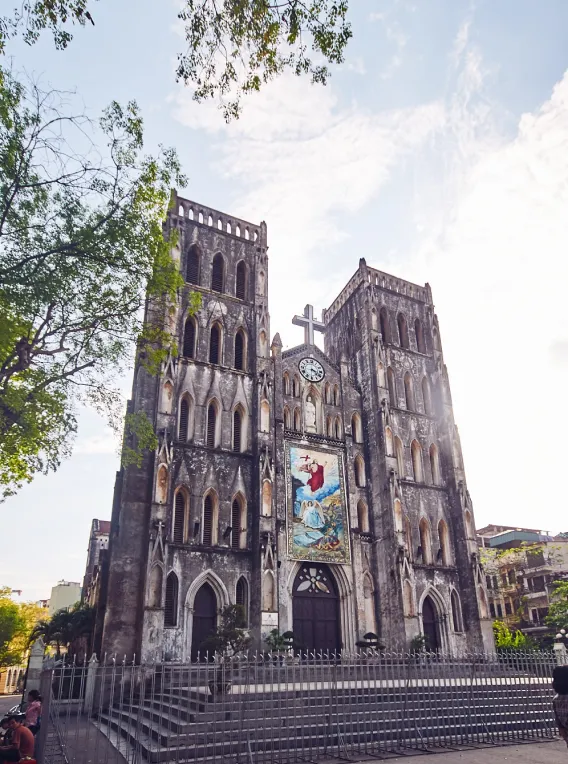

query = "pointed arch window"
[326,415,333,438]
[429,444,441,485]
[393,498,403,534]
[325,382,331,404]
[404,372,415,411]
[231,496,246,549]
[464,510,474,540]
[236,577,249,625]
[234,329,246,370]
[335,416,342,439]
[236,261,247,299]
[233,407,243,452]
[209,322,222,364]
[294,407,301,431]
[183,317,196,358]
[395,436,404,477]
[333,385,340,406]
[419,518,433,564]
[164,572,179,627]
[178,395,193,441]
[173,490,187,544]
[351,413,363,443]
[397,313,409,349]
[451,590,463,631]
[354,455,366,487]
[422,377,432,416]
[284,407,291,429]
[186,244,200,285]
[207,401,219,448]
[415,318,426,353]
[293,375,301,397]
[283,373,290,395]
[379,307,389,342]
[438,519,451,566]
[202,492,218,546]
[411,440,423,482]
[211,253,225,292]
[357,500,369,533]
[387,367,397,408]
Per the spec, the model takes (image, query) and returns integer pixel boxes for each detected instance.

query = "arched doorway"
[422,595,440,651]
[292,564,340,654]
[191,583,217,661]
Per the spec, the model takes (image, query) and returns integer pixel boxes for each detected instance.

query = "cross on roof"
[292,304,325,346]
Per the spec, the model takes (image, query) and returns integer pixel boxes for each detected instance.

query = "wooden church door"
[292,564,340,654]
[191,583,217,661]
[422,596,440,651]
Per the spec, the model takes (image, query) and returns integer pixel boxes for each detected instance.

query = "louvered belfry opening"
[206,403,216,448]
[203,494,214,546]
[183,318,195,358]
[236,261,246,299]
[186,245,200,284]
[173,492,185,543]
[236,577,248,625]
[211,254,224,292]
[179,398,189,441]
[234,331,244,370]
[164,572,179,627]
[209,324,220,364]
[231,499,241,549]
[233,409,242,452]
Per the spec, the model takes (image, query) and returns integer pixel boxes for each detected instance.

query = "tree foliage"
[29,602,95,658]
[0,587,25,665]
[199,605,250,655]
[0,67,188,498]
[177,0,352,120]
[493,620,536,651]
[545,580,568,633]
[0,1,96,54]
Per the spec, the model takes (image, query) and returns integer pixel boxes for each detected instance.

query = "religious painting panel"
[285,442,351,564]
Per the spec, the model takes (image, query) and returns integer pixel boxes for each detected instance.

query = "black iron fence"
[39,649,560,763]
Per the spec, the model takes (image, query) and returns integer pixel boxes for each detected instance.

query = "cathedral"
[98,194,494,661]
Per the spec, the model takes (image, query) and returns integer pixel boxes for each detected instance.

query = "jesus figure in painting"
[299,457,326,493]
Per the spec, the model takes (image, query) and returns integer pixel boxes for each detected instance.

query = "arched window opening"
[403,580,414,617]
[294,407,301,431]
[236,578,249,626]
[397,313,409,349]
[438,519,451,566]
[403,372,415,411]
[429,444,441,485]
[395,437,404,477]
[354,455,366,488]
[209,323,221,364]
[211,253,224,292]
[234,329,246,370]
[324,382,331,403]
[262,480,272,517]
[148,566,162,608]
[173,490,187,544]
[231,496,246,549]
[284,407,291,429]
[186,244,200,284]
[379,308,389,342]
[433,327,441,351]
[183,317,196,359]
[422,377,432,415]
[164,572,179,627]
[387,367,397,408]
[178,395,194,441]
[393,498,403,534]
[411,440,423,482]
[233,407,243,452]
[207,401,218,448]
[385,426,394,456]
[351,413,363,443]
[293,375,301,397]
[283,373,290,395]
[260,399,270,432]
[161,381,173,414]
[202,492,218,546]
[333,385,340,406]
[404,516,413,559]
[155,465,168,504]
[419,518,433,564]
[464,510,474,540]
[415,318,426,353]
[326,415,333,437]
[377,362,386,388]
[451,590,463,631]
[236,261,247,299]
[335,416,342,439]
[357,500,369,533]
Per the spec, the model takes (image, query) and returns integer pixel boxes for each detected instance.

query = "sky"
[2,0,568,601]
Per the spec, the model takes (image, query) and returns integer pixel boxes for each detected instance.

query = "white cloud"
[74,432,119,455]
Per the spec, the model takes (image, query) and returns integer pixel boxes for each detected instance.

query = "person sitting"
[24,691,42,735]
[0,713,34,762]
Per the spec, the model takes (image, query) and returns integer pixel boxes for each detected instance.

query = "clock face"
[299,357,325,382]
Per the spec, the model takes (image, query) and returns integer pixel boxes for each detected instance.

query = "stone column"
[24,637,45,693]
[554,641,568,665]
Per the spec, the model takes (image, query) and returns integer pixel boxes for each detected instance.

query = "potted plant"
[199,605,250,696]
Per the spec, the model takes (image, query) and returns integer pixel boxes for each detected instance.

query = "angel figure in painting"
[300,500,326,530]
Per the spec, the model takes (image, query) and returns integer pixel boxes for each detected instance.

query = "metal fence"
[39,649,560,764]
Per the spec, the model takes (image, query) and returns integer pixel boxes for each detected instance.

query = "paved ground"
[0,694,21,716]
[387,740,567,762]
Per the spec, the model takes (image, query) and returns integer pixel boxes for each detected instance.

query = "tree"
[29,602,95,659]
[0,68,193,498]
[1,1,352,122]
[0,587,25,665]
[493,620,535,651]
[545,580,568,633]
[199,605,250,655]
[7,600,49,660]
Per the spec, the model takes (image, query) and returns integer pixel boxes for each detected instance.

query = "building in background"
[49,580,81,616]
[82,519,111,608]
[478,524,568,638]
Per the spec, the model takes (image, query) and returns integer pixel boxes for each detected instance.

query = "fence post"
[83,653,99,714]
[35,667,53,764]
[24,637,45,694]
[554,642,568,665]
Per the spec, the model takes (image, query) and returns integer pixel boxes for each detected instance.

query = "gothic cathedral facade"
[98,194,494,661]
